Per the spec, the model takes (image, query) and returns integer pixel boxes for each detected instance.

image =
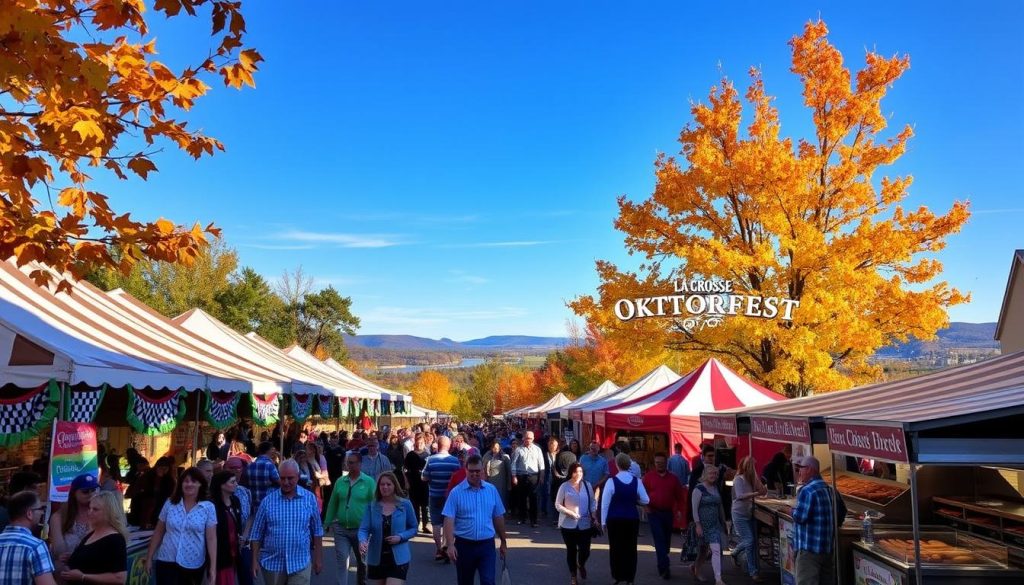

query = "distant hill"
[345,323,996,358]
[344,334,569,352]
[875,322,998,358]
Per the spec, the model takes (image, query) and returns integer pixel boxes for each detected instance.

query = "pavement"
[304,516,771,585]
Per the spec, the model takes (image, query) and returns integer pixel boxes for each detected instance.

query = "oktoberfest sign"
[614,277,799,333]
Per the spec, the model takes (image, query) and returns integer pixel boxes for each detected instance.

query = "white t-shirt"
[155,500,217,569]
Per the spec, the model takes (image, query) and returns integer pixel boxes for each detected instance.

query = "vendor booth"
[600,358,785,463]
[560,380,619,444]
[525,393,571,438]
[702,350,1024,585]
[580,365,680,447]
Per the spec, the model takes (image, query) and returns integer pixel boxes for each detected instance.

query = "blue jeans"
[455,537,497,585]
[732,512,759,576]
[537,479,551,517]
[648,509,674,573]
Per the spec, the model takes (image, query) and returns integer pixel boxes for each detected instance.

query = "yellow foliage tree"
[495,368,542,412]
[572,20,969,397]
[411,370,455,413]
[0,0,261,288]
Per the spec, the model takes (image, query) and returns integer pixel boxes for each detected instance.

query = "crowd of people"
[0,418,845,585]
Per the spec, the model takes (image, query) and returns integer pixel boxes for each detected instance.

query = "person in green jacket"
[325,451,376,585]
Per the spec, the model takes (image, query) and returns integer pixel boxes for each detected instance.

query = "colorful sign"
[750,416,811,444]
[48,420,99,503]
[126,545,154,585]
[826,422,910,464]
[779,517,797,585]
[700,414,738,437]
[854,550,904,585]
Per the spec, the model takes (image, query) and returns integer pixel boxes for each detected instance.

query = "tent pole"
[910,463,923,585]
[279,396,286,455]
[191,390,201,466]
[831,452,841,585]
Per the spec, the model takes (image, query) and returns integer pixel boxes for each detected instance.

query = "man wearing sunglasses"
[0,490,57,584]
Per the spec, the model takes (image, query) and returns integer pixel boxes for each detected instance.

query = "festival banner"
[699,414,738,437]
[48,420,99,503]
[750,416,812,445]
[826,421,910,464]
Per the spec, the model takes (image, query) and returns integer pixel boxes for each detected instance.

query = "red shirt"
[643,469,685,512]
[445,468,467,497]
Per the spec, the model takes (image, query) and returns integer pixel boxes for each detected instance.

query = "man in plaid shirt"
[0,491,56,585]
[790,456,846,585]
[245,441,281,509]
[250,459,324,584]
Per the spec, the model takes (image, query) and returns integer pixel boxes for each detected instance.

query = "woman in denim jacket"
[359,471,419,584]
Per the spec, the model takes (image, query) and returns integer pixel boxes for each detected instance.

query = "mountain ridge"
[346,322,998,354]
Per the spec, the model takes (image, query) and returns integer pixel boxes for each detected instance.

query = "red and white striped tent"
[598,358,785,460]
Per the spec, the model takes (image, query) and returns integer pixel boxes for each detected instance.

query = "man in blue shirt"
[0,490,56,585]
[443,454,508,585]
[667,442,690,487]
[790,456,845,585]
[250,459,324,584]
[579,440,608,489]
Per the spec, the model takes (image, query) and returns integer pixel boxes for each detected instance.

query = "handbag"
[681,521,701,562]
[583,481,602,537]
[499,557,513,585]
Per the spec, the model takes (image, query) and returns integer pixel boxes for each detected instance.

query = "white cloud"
[439,240,559,249]
[241,243,317,251]
[336,212,481,225]
[446,270,489,286]
[275,230,405,248]
[361,306,529,328]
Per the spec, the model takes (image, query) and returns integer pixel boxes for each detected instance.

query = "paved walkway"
[305,518,770,584]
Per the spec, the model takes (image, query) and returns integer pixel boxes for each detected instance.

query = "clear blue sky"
[100,1,1024,339]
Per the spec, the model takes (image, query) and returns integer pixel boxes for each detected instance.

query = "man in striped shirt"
[422,435,460,561]
[0,491,56,585]
[443,454,508,585]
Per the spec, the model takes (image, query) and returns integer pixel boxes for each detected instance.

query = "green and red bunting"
[381,398,391,415]
[127,386,186,436]
[290,393,314,422]
[205,390,240,429]
[343,397,357,422]
[317,395,333,418]
[0,380,59,448]
[251,393,280,426]
[64,384,106,423]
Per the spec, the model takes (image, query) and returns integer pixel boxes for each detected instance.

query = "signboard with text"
[826,422,909,464]
[48,420,99,503]
[750,416,812,445]
[700,414,738,437]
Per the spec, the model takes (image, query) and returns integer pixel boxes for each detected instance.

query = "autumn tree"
[495,368,542,411]
[572,20,969,397]
[0,0,262,287]
[411,370,456,412]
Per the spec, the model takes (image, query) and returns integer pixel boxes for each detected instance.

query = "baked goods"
[876,538,982,564]
[826,474,905,505]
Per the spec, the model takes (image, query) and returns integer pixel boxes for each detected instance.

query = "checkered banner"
[0,380,60,448]
[205,390,240,430]
[251,393,280,426]
[126,386,186,436]
[64,384,106,423]
[290,393,314,422]
[317,394,333,418]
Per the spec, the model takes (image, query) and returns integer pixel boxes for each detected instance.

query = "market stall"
[525,393,571,438]
[560,380,619,444]
[580,364,679,447]
[702,350,1024,585]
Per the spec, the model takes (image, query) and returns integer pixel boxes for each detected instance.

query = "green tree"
[295,286,360,361]
[214,267,291,342]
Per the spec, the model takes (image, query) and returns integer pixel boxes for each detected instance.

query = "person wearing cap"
[48,473,98,571]
[790,456,846,585]
[0,490,57,585]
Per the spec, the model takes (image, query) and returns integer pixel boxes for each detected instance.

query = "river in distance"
[375,358,487,374]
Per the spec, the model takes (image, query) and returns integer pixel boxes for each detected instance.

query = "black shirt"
[68,531,128,575]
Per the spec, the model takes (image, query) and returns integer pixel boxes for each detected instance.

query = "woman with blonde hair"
[731,456,767,582]
[60,490,129,584]
[359,471,418,585]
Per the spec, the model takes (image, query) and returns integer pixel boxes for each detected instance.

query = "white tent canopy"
[525,392,571,417]
[578,365,680,420]
[173,308,375,399]
[0,260,285,393]
[558,380,619,418]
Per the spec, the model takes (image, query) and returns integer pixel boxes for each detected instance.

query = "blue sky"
[99,1,1023,339]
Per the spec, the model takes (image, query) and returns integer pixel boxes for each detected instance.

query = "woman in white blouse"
[555,462,598,585]
[143,466,217,585]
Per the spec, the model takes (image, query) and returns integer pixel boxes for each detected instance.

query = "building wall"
[998,263,1024,353]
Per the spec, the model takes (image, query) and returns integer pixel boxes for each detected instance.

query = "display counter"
[125,530,154,585]
[852,528,1024,585]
